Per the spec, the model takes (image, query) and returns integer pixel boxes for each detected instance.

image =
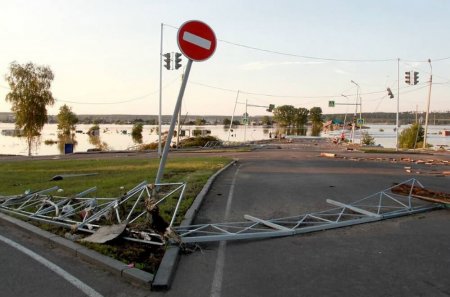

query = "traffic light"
[266,104,275,112]
[242,112,249,124]
[174,53,182,69]
[413,71,419,85]
[163,53,171,70]
[405,71,411,85]
[328,100,335,107]
[387,87,394,99]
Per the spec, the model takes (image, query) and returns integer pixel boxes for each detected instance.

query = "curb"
[151,159,237,290]
[0,212,154,287]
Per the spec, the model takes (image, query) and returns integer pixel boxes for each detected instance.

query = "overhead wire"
[164,23,450,63]
[190,79,429,101]
[3,23,449,110]
[57,76,180,105]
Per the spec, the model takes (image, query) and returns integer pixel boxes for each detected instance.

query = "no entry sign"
[177,20,216,62]
[156,20,216,184]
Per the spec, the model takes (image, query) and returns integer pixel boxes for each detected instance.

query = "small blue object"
[64,143,74,154]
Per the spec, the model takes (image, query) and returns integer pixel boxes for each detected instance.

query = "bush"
[361,131,375,146]
[180,136,220,147]
[399,123,424,149]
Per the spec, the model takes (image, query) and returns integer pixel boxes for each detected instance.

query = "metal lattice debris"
[0,181,187,246]
[174,178,443,243]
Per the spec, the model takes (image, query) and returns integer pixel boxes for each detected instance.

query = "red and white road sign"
[177,20,216,62]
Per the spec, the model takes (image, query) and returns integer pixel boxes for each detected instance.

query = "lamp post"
[423,59,432,149]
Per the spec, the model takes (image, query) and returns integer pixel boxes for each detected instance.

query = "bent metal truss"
[174,178,444,243]
[0,178,444,246]
[0,181,187,246]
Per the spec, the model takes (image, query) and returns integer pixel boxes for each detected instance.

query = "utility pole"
[244,98,248,142]
[423,59,432,149]
[228,90,240,141]
[396,58,400,151]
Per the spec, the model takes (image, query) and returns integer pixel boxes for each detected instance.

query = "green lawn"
[0,155,231,272]
[0,156,231,226]
[0,156,230,196]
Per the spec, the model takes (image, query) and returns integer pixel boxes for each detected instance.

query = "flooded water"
[0,122,449,156]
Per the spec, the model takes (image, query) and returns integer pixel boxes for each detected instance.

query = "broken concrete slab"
[82,222,128,244]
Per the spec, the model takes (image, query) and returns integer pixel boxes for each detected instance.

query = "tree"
[273,105,296,127]
[223,118,231,126]
[131,123,143,144]
[195,118,206,126]
[309,107,323,136]
[261,115,273,126]
[5,62,55,155]
[309,107,323,126]
[57,104,78,135]
[294,108,309,128]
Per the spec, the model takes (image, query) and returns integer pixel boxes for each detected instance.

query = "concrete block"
[122,267,154,286]
[151,246,180,291]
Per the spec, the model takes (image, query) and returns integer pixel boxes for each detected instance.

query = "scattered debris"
[320,153,337,158]
[82,222,128,243]
[0,181,187,246]
[323,154,450,168]
[391,183,450,205]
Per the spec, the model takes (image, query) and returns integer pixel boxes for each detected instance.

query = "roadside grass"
[0,155,231,272]
[0,156,230,197]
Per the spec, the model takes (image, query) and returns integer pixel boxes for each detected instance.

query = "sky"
[1,0,450,118]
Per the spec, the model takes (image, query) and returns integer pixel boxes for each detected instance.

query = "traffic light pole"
[158,23,164,158]
[423,59,432,149]
[155,59,193,185]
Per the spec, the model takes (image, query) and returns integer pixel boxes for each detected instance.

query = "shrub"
[180,136,220,147]
[361,131,375,146]
[399,123,424,149]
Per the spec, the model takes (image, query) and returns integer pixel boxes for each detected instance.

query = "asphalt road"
[0,219,152,297]
[157,145,450,297]
[1,141,449,296]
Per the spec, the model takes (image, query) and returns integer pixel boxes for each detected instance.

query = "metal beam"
[244,214,292,231]
[326,199,381,218]
[175,179,442,244]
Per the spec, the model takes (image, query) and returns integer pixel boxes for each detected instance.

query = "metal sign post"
[155,20,216,185]
[155,59,192,185]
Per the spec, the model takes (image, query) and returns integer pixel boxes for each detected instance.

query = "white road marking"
[210,165,240,297]
[0,234,104,297]
[183,31,211,50]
